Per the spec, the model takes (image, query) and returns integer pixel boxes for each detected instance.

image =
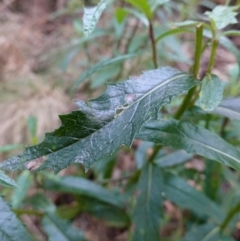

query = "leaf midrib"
[177,127,240,165]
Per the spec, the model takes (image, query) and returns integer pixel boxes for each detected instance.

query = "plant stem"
[148,145,161,163]
[149,21,158,68]
[193,23,203,79]
[220,202,240,232]
[13,209,44,217]
[173,23,203,119]
[173,86,197,119]
[149,24,203,161]
[207,39,219,75]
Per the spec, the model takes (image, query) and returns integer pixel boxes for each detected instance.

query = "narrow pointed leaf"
[73,198,130,227]
[155,150,193,168]
[212,98,240,121]
[0,197,33,241]
[148,0,170,11]
[181,224,221,241]
[10,171,32,208]
[197,74,224,111]
[132,162,163,241]
[71,53,139,93]
[182,223,234,241]
[42,173,125,208]
[164,175,224,223]
[0,170,17,188]
[124,0,152,19]
[137,119,240,171]
[83,0,113,36]
[42,213,88,241]
[0,67,198,173]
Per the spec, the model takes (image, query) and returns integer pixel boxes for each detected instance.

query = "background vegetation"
[0,0,240,240]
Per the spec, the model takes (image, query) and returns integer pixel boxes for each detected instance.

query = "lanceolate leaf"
[137,119,240,171]
[181,224,227,241]
[131,162,163,241]
[0,170,17,188]
[155,150,193,168]
[42,173,125,208]
[148,0,170,11]
[42,213,88,241]
[0,67,198,173]
[83,0,114,36]
[212,98,240,121]
[124,0,152,19]
[197,74,224,111]
[164,175,224,223]
[71,53,139,93]
[0,197,33,241]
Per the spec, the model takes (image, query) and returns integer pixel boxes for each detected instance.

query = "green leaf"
[115,8,128,23]
[212,98,240,121]
[131,162,163,241]
[0,170,17,188]
[205,5,238,30]
[124,0,152,19]
[42,173,125,208]
[0,144,24,153]
[155,150,193,168]
[135,141,154,169]
[181,223,234,241]
[164,175,224,223]
[155,28,194,43]
[75,197,130,227]
[197,74,224,111]
[222,30,240,37]
[1,67,198,173]
[0,197,33,241]
[137,119,240,172]
[93,153,116,180]
[181,224,220,241]
[170,20,199,27]
[204,161,221,201]
[120,7,149,26]
[148,0,170,11]
[42,213,88,241]
[10,171,32,208]
[83,0,113,36]
[26,193,56,213]
[70,53,139,93]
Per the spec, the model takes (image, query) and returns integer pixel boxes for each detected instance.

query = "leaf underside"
[0,67,198,173]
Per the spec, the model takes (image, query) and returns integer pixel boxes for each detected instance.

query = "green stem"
[220,203,240,232]
[207,39,219,75]
[193,23,203,79]
[13,209,44,217]
[173,24,203,119]
[220,117,229,138]
[148,145,161,163]
[173,86,197,119]
[149,21,158,68]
